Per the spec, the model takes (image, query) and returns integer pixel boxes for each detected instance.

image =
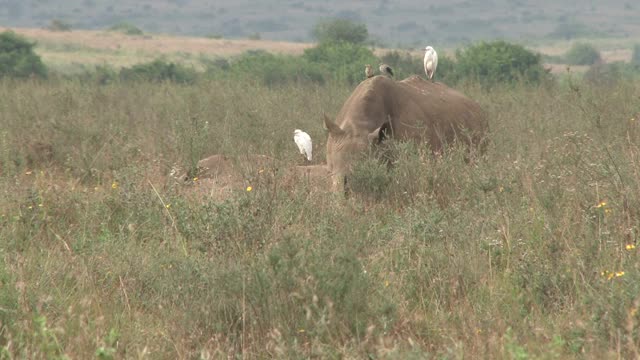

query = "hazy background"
[1,0,639,46]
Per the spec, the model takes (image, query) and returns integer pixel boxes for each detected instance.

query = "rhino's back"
[399,76,485,125]
[334,75,488,148]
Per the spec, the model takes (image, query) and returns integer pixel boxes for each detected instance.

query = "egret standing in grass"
[379,63,394,78]
[293,129,312,162]
[365,64,374,79]
[424,46,438,81]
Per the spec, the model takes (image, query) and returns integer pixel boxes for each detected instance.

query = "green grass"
[1,77,640,358]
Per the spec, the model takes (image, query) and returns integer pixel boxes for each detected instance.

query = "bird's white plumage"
[424,46,438,80]
[293,129,312,161]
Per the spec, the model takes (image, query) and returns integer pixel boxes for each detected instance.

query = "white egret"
[379,63,394,78]
[365,64,374,78]
[424,46,438,81]
[293,129,312,161]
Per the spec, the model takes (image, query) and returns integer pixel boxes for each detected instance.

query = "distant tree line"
[1,19,640,87]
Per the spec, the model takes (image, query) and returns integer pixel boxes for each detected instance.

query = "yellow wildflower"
[193,177,198,182]
[111,182,118,189]
[246,186,253,192]
[38,204,43,208]
[615,271,625,277]
[626,244,636,250]
[165,204,171,209]
[595,201,607,208]
[297,329,305,333]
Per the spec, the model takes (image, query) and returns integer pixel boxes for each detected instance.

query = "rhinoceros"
[323,75,489,190]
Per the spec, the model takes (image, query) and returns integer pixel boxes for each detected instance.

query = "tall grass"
[1,77,640,358]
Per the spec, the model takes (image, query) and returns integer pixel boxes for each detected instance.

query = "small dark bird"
[379,63,394,78]
[365,64,374,78]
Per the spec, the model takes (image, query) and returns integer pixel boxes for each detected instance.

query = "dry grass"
[1,77,640,359]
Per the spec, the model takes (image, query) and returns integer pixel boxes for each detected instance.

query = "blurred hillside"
[1,0,639,46]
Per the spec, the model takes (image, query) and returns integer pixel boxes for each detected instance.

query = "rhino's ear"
[323,113,345,136]
[368,122,392,145]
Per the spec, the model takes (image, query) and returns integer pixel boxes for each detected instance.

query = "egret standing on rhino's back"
[293,129,312,161]
[424,46,438,80]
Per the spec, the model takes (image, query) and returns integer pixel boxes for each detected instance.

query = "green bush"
[547,22,602,40]
[583,61,640,86]
[74,64,118,85]
[454,40,548,86]
[0,31,47,79]
[303,41,378,84]
[222,50,326,86]
[348,157,392,200]
[311,19,368,45]
[108,22,143,35]
[119,59,196,83]
[379,51,421,80]
[564,43,601,65]
[380,50,457,83]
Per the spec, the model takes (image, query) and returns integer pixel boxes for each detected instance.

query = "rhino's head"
[323,114,391,191]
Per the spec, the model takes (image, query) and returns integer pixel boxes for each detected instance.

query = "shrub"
[108,22,143,35]
[0,31,47,79]
[74,64,118,85]
[565,43,601,65]
[311,19,368,45]
[379,51,422,80]
[47,19,71,32]
[380,50,458,83]
[583,61,640,87]
[547,22,601,40]
[454,40,548,86]
[119,59,196,83]
[303,41,378,84]
[348,157,392,200]
[224,50,325,86]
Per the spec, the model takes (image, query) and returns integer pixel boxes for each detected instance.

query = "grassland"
[1,70,640,359]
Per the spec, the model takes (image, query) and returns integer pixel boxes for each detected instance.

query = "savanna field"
[2,70,640,358]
